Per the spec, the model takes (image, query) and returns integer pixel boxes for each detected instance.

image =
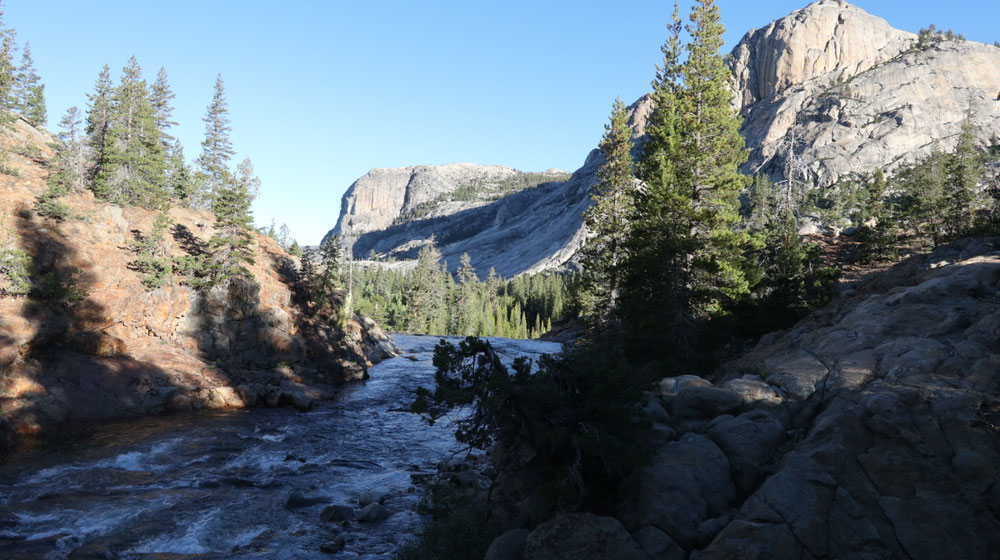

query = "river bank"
[0,334,561,559]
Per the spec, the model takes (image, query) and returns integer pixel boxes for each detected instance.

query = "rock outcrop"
[334,163,568,239]
[325,0,1000,278]
[609,238,1000,559]
[325,99,650,278]
[731,0,1000,185]
[330,163,570,277]
[0,116,398,453]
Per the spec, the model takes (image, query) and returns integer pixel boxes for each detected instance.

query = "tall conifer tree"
[205,159,257,285]
[944,112,981,239]
[581,97,635,321]
[198,74,235,202]
[0,7,17,127]
[150,67,177,146]
[14,41,44,127]
[85,64,113,184]
[167,139,195,203]
[93,56,168,207]
[623,0,749,366]
[55,106,85,192]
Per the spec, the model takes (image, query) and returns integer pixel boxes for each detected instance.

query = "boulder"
[319,505,354,523]
[623,433,736,549]
[707,409,786,495]
[668,386,743,420]
[656,375,712,397]
[484,528,531,560]
[523,513,647,560]
[720,377,784,407]
[357,502,390,522]
[632,526,684,560]
[358,490,383,507]
[319,535,346,554]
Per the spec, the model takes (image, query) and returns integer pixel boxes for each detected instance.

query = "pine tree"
[14,41,44,127]
[581,97,635,322]
[167,139,196,203]
[456,252,479,335]
[288,240,302,257]
[0,8,17,128]
[896,150,949,242]
[56,106,85,192]
[150,67,177,146]
[313,234,342,313]
[197,74,235,203]
[408,241,447,334]
[856,169,896,263]
[205,161,256,285]
[943,112,981,239]
[623,0,749,366]
[85,64,113,184]
[277,223,292,250]
[36,108,84,220]
[93,56,167,207]
[133,210,172,290]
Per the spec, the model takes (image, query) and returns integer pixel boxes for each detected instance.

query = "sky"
[5,0,999,245]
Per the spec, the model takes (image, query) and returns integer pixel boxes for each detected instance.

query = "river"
[0,334,562,559]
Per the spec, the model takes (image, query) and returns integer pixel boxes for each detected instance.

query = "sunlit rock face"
[325,1,1000,277]
[730,0,1000,185]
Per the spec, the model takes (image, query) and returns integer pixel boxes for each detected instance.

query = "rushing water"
[0,334,562,559]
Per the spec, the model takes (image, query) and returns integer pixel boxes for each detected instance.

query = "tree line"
[307,237,568,339]
[0,4,269,297]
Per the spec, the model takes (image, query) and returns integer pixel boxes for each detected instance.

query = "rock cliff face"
[343,159,596,278]
[490,238,1000,559]
[0,116,398,453]
[325,0,1000,277]
[331,164,569,271]
[731,0,1000,184]
[728,0,915,109]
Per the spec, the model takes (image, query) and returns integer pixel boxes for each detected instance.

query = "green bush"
[411,337,648,515]
[34,197,72,221]
[395,482,497,560]
[135,253,171,290]
[33,269,86,307]
[0,248,33,296]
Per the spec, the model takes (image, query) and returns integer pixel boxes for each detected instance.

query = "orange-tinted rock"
[0,116,391,454]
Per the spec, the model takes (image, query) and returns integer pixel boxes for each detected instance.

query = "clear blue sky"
[5,1,998,245]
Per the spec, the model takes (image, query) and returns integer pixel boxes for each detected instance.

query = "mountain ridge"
[327,0,1000,276]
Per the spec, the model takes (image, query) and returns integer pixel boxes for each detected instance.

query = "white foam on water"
[223,447,293,474]
[128,507,221,554]
[259,433,286,442]
[14,511,62,523]
[23,463,89,484]
[228,525,267,550]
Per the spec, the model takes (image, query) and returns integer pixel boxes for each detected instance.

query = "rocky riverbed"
[0,334,561,559]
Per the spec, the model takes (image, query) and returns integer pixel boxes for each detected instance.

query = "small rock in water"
[357,502,390,522]
[320,504,355,523]
[320,535,347,554]
[358,490,383,507]
[285,492,328,509]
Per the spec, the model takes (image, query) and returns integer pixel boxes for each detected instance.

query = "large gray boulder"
[484,529,531,560]
[707,410,786,496]
[523,513,648,560]
[701,240,1000,559]
[622,433,736,549]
